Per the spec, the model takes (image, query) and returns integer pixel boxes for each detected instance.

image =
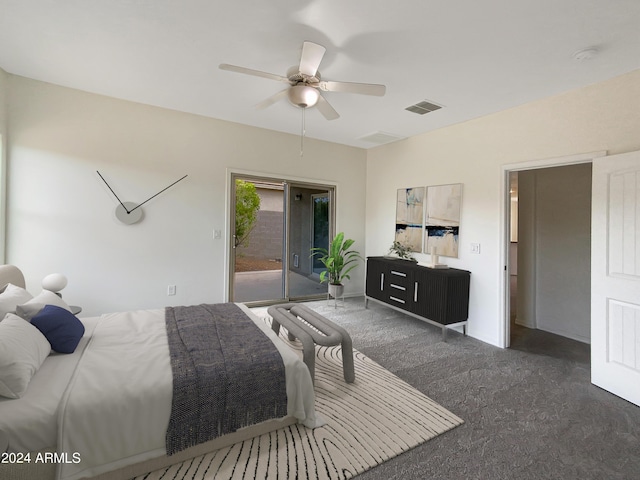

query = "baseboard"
[515,318,535,328]
[538,326,590,344]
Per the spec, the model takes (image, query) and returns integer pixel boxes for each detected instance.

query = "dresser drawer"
[385,268,412,309]
[385,283,411,307]
[387,268,412,287]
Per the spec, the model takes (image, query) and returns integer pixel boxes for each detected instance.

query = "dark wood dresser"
[365,256,470,338]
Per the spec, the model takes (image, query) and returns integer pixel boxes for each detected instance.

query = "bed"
[0,265,318,480]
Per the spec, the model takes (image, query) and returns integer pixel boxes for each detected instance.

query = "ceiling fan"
[219,41,386,120]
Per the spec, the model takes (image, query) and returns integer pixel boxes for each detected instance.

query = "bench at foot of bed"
[267,303,355,385]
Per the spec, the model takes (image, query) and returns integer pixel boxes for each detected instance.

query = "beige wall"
[6,75,366,316]
[0,67,7,262]
[0,68,6,132]
[366,69,640,346]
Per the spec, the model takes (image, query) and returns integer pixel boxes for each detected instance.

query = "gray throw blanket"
[164,303,288,455]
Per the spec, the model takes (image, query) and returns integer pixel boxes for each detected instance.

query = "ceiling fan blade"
[299,41,326,77]
[318,80,386,96]
[219,64,289,83]
[315,94,340,121]
[255,89,289,110]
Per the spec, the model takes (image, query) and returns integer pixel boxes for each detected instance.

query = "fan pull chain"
[300,107,306,157]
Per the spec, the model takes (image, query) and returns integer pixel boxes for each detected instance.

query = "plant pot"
[328,283,344,299]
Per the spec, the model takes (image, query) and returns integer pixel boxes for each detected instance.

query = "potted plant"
[311,232,362,298]
[388,240,417,261]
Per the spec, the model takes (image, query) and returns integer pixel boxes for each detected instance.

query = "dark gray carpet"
[299,297,640,480]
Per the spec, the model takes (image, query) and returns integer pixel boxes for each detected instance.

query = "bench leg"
[298,335,316,385]
[272,317,299,342]
[271,320,281,336]
[291,304,356,384]
[341,335,355,383]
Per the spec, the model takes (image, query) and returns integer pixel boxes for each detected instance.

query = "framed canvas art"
[395,187,425,252]
[424,183,462,258]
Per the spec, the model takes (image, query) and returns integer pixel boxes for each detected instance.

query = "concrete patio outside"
[233,269,327,303]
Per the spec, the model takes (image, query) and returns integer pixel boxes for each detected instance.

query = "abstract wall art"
[395,186,425,252]
[424,183,462,258]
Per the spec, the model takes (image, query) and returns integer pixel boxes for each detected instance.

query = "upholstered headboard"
[0,265,26,290]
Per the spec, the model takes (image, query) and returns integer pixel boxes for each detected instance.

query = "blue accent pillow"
[30,305,85,354]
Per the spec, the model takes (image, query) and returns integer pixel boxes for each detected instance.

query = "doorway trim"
[499,150,606,348]
[226,168,337,304]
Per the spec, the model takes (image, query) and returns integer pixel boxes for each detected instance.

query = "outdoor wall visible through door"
[230,174,334,304]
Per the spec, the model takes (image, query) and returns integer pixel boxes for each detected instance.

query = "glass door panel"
[312,194,330,275]
[231,177,286,304]
[287,185,333,300]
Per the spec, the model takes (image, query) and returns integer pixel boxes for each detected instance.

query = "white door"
[592,150,640,406]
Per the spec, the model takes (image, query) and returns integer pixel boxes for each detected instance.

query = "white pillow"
[23,290,72,312]
[0,314,51,399]
[15,303,47,322]
[0,283,33,319]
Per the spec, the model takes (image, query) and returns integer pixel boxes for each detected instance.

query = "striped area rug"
[135,321,463,480]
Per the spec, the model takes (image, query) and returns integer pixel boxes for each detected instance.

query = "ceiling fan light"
[287,85,319,108]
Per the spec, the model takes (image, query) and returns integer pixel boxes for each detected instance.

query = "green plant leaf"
[234,180,261,248]
[314,232,362,285]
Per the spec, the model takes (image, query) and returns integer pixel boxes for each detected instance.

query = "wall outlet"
[213,229,222,239]
[470,243,481,254]
[167,285,176,296]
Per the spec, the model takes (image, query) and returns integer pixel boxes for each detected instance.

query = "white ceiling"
[1,0,639,149]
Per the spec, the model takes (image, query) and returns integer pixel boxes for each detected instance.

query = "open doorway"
[503,155,598,356]
[230,174,335,305]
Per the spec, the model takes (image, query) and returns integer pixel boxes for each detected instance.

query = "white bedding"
[57,304,317,480]
[0,317,99,453]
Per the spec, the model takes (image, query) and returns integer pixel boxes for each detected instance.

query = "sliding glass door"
[286,185,332,299]
[230,174,334,305]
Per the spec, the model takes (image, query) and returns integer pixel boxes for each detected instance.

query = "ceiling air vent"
[405,100,443,115]
[358,131,406,145]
